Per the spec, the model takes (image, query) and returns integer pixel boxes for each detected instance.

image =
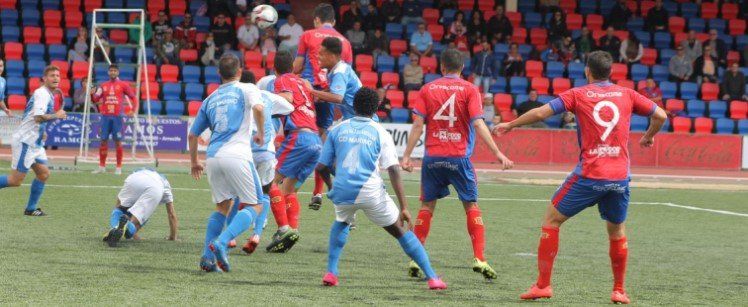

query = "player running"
[292,3,353,209]
[188,54,266,272]
[103,168,178,247]
[264,51,320,253]
[494,51,667,304]
[401,49,514,280]
[316,87,447,290]
[92,64,136,175]
[0,65,66,216]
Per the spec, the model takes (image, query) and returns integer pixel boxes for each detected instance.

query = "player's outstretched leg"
[521,205,567,300]
[243,194,270,254]
[266,180,300,253]
[387,226,446,290]
[322,221,350,286]
[200,211,226,272]
[464,204,496,280]
[210,205,258,272]
[608,222,630,304]
[410,204,435,278]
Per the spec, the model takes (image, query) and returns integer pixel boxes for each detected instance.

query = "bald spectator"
[278,14,303,55]
[599,27,621,60]
[680,30,703,61]
[237,13,260,51]
[410,23,433,57]
[721,63,747,101]
[706,29,728,67]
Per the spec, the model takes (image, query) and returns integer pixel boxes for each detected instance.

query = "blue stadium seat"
[6,60,24,77]
[27,60,46,77]
[105,0,124,8]
[509,77,528,95]
[546,61,565,79]
[634,31,651,47]
[1,10,19,26]
[63,97,72,110]
[107,12,126,24]
[189,0,204,15]
[631,64,649,81]
[165,101,185,116]
[194,16,210,32]
[680,82,698,100]
[182,65,201,84]
[19,0,38,9]
[85,13,93,28]
[518,1,535,13]
[600,1,615,15]
[718,33,733,47]
[659,49,675,65]
[22,9,40,26]
[515,94,529,104]
[572,78,587,87]
[579,1,596,14]
[391,108,410,123]
[680,3,698,18]
[203,66,220,83]
[686,100,706,117]
[652,65,669,82]
[568,62,585,79]
[441,9,456,25]
[162,83,182,101]
[184,84,204,101]
[119,66,135,81]
[275,3,291,13]
[275,19,287,29]
[627,18,645,32]
[709,100,727,118]
[538,95,554,103]
[2,26,21,42]
[688,18,705,32]
[385,23,403,39]
[94,65,109,82]
[663,2,678,14]
[127,0,145,8]
[376,55,395,72]
[524,12,542,28]
[544,114,562,128]
[715,118,735,134]
[462,57,471,76]
[114,47,135,63]
[737,35,748,50]
[488,78,506,94]
[709,18,726,33]
[397,54,409,72]
[66,28,79,43]
[405,23,418,38]
[6,78,25,94]
[654,32,671,49]
[493,43,509,55]
[171,16,184,27]
[432,43,446,56]
[570,29,581,40]
[630,115,649,131]
[738,120,748,134]
[41,0,59,10]
[145,47,155,61]
[148,100,163,115]
[48,44,67,61]
[518,44,532,59]
[660,81,677,98]
[25,44,45,61]
[424,73,440,84]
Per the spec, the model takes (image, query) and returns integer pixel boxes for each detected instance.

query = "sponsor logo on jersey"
[588,144,621,157]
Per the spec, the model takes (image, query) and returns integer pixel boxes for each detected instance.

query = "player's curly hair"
[353,87,380,117]
[240,70,256,84]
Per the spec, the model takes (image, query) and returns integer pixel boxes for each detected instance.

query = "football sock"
[218,206,257,246]
[202,211,226,259]
[254,194,270,236]
[124,221,137,239]
[413,209,432,244]
[0,175,8,189]
[115,143,123,168]
[313,172,324,195]
[466,207,486,261]
[269,185,288,228]
[286,193,300,229]
[609,236,628,292]
[398,231,437,279]
[326,221,350,275]
[25,179,45,212]
[536,226,560,289]
[109,208,123,228]
[99,143,108,167]
[226,197,239,225]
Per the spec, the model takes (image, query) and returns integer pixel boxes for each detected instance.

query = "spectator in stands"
[341,1,363,34]
[362,4,384,33]
[547,11,568,46]
[410,23,433,57]
[645,0,668,32]
[261,27,277,58]
[539,0,561,17]
[706,29,728,67]
[559,36,578,64]
[211,13,236,49]
[669,46,693,82]
[575,26,596,62]
[175,13,197,50]
[503,43,525,77]
[0,59,7,116]
[93,27,111,62]
[72,76,95,113]
[472,41,497,91]
[694,44,719,84]
[721,63,747,101]
[639,78,664,108]
[487,5,513,44]
[446,21,469,58]
[381,0,401,24]
[492,113,502,126]
[207,0,231,18]
[376,88,392,119]
[514,90,548,128]
[68,27,89,62]
[743,45,748,67]
[467,11,486,47]
[620,36,643,64]
[482,93,495,128]
[437,0,457,11]
[607,0,632,30]
[401,0,424,25]
[152,10,171,42]
[237,13,260,51]
[599,27,621,60]
[450,11,466,31]
[367,28,389,66]
[347,21,367,55]
[155,29,182,66]
[129,16,153,45]
[561,112,576,129]
[403,53,424,91]
[278,14,303,55]
[234,0,250,17]
[680,30,703,62]
[200,32,219,66]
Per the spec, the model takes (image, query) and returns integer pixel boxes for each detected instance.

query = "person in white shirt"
[278,14,303,54]
[237,13,260,51]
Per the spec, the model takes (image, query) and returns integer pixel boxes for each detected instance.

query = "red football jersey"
[274,73,318,132]
[93,79,136,116]
[550,81,657,180]
[297,25,353,86]
[412,75,483,158]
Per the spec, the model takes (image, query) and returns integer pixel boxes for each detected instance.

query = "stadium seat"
[249,67,265,80]
[141,64,157,82]
[545,61,564,79]
[531,77,550,95]
[110,29,128,44]
[162,83,182,101]
[1,9,18,26]
[505,11,521,27]
[493,93,513,111]
[573,78,588,87]
[672,117,692,133]
[5,60,24,77]
[182,65,201,84]
[180,49,198,64]
[424,73,440,84]
[730,101,748,119]
[44,27,64,45]
[389,39,407,58]
[693,117,713,134]
[524,12,542,28]
[264,51,275,69]
[729,19,746,36]
[381,72,399,88]
[184,84,204,101]
[2,26,20,42]
[631,64,649,81]
[529,28,547,47]
[630,115,649,131]
[376,55,395,72]
[722,3,739,20]
[634,31,651,47]
[709,18,726,34]
[114,47,135,63]
[709,100,728,118]
[140,81,159,100]
[509,77,528,95]
[688,18,706,33]
[666,99,685,113]
[701,2,718,19]
[680,82,698,100]
[187,101,201,116]
[23,27,42,43]
[119,66,135,81]
[610,64,628,82]
[170,0,187,15]
[488,78,506,93]
[25,44,45,61]
[385,23,402,39]
[65,11,83,28]
[669,17,685,33]
[568,62,585,79]
[148,100,163,115]
[6,78,25,94]
[422,8,439,24]
[617,79,634,90]
[360,71,378,88]
[511,27,526,44]
[714,118,735,134]
[652,65,669,81]
[8,95,27,111]
[654,32,671,49]
[244,50,262,68]
[680,3,698,18]
[586,14,603,31]
[27,60,46,77]
[420,56,438,74]
[525,61,543,78]
[687,100,706,117]
[71,61,89,79]
[22,9,40,26]
[700,83,719,101]
[552,78,571,94]
[355,54,373,72]
[94,65,109,82]
[544,114,562,128]
[738,120,748,134]
[660,81,677,99]
[386,90,405,108]
[43,10,62,27]
[160,65,179,82]
[566,13,582,30]
[390,108,410,123]
[640,48,657,66]
[406,91,421,108]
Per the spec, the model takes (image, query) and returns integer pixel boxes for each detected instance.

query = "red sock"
[285,193,300,229]
[269,185,288,228]
[99,143,108,167]
[536,226,560,289]
[313,171,324,195]
[413,209,432,244]
[609,237,628,292]
[466,207,486,261]
[115,143,123,168]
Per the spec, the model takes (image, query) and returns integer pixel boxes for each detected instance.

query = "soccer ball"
[251,5,278,29]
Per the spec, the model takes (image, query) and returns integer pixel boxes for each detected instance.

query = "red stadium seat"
[636,80,647,91]
[457,0,472,10]
[71,61,89,79]
[206,83,220,96]
[641,48,657,66]
[560,0,577,14]
[477,0,494,11]
[616,79,635,90]
[8,95,27,111]
[44,10,62,27]
[29,78,41,93]
[722,3,738,20]
[45,27,64,44]
[422,8,439,25]
[531,77,550,95]
[109,30,128,44]
[592,29,606,42]
[693,117,713,133]
[188,101,201,116]
[160,65,179,82]
[140,64,157,82]
[525,61,543,78]
[84,0,102,13]
[730,101,748,119]
[669,17,685,33]
[140,81,159,100]
[729,19,746,36]
[666,99,685,113]
[610,63,628,82]
[355,54,373,72]
[483,10,496,22]
[3,42,23,60]
[625,0,637,15]
[505,12,521,27]
[244,50,262,68]
[148,0,166,14]
[673,32,688,46]
[530,28,547,47]
[390,40,407,58]
[63,0,80,11]
[511,27,526,44]
[339,5,350,18]
[672,117,692,133]
[406,91,421,108]
[51,60,70,77]
[180,49,198,63]
[614,30,629,41]
[249,67,265,80]
[641,1,655,17]
[420,56,438,74]
[700,2,718,19]
[500,110,516,121]
[701,83,719,101]
[0,0,16,9]
[551,78,571,94]
[726,51,740,66]
[586,14,604,31]
[65,11,83,28]
[359,71,378,88]
[23,27,42,43]
[169,0,187,15]
[427,24,444,41]
[566,13,582,30]
[386,90,405,108]
[493,93,513,111]
[381,72,399,87]
[265,51,275,69]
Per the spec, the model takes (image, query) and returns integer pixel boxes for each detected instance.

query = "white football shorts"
[206,157,262,205]
[118,172,165,224]
[255,158,276,187]
[334,194,400,227]
[11,140,47,173]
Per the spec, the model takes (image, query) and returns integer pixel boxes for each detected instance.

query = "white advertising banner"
[381,123,424,158]
[0,115,21,145]
[743,136,748,169]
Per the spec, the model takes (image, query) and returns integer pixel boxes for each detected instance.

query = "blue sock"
[124,222,137,239]
[217,207,257,246]
[253,194,270,236]
[202,211,226,259]
[226,197,239,225]
[326,221,350,275]
[109,208,124,228]
[25,179,45,211]
[398,231,437,279]
[0,175,8,189]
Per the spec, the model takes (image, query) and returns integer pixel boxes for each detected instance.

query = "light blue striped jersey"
[13,86,54,147]
[327,60,362,120]
[252,90,293,162]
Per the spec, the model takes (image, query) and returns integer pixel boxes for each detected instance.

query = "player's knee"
[420,202,436,212]
[6,174,24,187]
[606,222,626,239]
[462,202,479,212]
[36,171,50,182]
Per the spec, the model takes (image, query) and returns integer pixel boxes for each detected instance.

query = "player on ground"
[494,51,667,304]
[401,49,514,280]
[92,64,136,175]
[292,3,353,209]
[0,65,66,216]
[264,51,320,253]
[103,168,178,247]
[188,54,266,272]
[316,87,447,290]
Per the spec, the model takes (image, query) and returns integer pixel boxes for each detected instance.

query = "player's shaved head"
[440,48,464,75]
[586,51,613,81]
[314,3,335,24]
[218,54,241,81]
[274,51,293,74]
[240,70,256,84]
[353,87,379,117]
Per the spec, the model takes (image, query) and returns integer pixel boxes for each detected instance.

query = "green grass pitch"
[0,164,746,305]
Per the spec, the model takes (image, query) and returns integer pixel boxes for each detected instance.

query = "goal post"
[76,8,157,166]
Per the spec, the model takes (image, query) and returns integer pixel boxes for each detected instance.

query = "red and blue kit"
[93,78,136,141]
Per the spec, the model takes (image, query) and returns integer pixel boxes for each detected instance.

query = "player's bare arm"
[292,56,305,74]
[315,163,334,190]
[165,202,178,241]
[473,119,513,170]
[641,107,667,148]
[401,116,424,172]
[494,104,555,135]
[187,133,203,179]
[310,89,343,104]
[387,165,412,230]
[252,103,265,145]
[34,109,67,123]
[0,101,10,116]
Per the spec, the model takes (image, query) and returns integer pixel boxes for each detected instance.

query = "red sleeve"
[412,87,428,118]
[297,32,308,57]
[631,89,657,116]
[123,82,136,100]
[342,40,353,64]
[467,85,483,120]
[274,76,292,94]
[557,88,577,112]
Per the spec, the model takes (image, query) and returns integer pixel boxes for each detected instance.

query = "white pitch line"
[23,183,748,218]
